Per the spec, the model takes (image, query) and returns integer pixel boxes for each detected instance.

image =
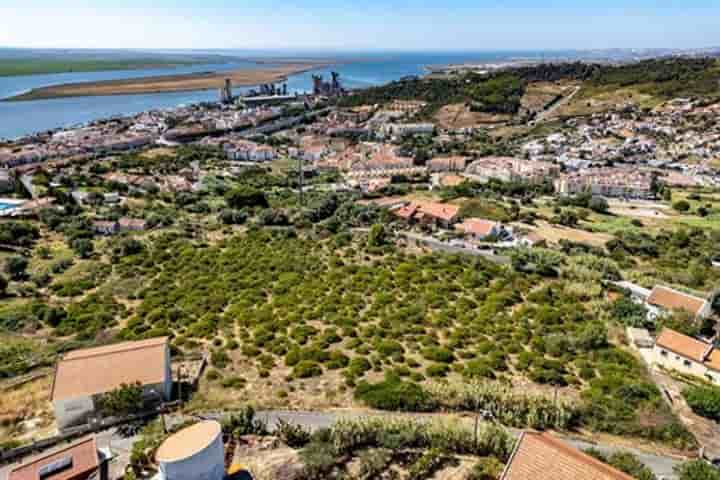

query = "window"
[660,350,668,357]
[684,360,692,368]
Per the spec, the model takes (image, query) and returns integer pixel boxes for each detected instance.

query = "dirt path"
[530,86,581,124]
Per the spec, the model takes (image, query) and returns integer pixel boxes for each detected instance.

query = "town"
[1,57,720,480]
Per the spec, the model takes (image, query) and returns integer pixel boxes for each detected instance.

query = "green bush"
[683,385,720,422]
[426,363,450,377]
[421,346,455,363]
[293,360,323,379]
[354,376,435,411]
[674,460,720,480]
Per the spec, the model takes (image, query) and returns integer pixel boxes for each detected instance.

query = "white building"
[51,337,172,429]
[653,328,720,384]
[155,421,225,480]
[613,281,712,321]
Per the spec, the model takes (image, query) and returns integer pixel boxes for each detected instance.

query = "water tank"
[155,421,225,480]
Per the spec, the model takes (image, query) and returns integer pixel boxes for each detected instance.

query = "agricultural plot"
[107,229,694,449]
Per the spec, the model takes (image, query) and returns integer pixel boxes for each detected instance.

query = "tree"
[225,186,268,210]
[5,256,28,281]
[673,200,690,212]
[588,196,609,214]
[674,460,720,480]
[97,382,145,417]
[585,449,656,480]
[367,224,388,247]
[71,238,94,259]
[553,209,579,227]
[683,385,720,422]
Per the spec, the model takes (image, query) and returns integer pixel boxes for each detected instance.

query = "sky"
[1,0,719,51]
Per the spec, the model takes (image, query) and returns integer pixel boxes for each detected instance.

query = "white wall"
[653,345,720,385]
[159,433,224,480]
[53,396,95,430]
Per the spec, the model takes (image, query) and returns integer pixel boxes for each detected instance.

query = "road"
[0,409,684,480]
[209,410,684,480]
[401,232,511,264]
[530,85,581,125]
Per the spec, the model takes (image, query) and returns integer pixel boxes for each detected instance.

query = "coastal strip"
[4,63,330,102]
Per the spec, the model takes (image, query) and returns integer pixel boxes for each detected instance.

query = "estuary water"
[0,51,571,140]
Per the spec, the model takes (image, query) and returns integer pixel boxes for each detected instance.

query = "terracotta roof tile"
[647,286,708,316]
[9,437,99,480]
[655,328,709,362]
[705,349,720,373]
[501,432,635,480]
[52,337,169,401]
[457,218,498,237]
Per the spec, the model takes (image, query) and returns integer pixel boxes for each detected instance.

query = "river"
[0,51,574,140]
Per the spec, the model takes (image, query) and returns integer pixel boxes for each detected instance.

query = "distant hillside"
[339,57,720,117]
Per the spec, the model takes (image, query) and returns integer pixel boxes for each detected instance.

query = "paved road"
[1,410,684,480]
[207,410,684,479]
[401,232,511,264]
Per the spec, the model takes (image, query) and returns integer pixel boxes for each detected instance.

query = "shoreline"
[3,63,329,102]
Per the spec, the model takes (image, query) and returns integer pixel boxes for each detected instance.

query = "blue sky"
[1,0,719,51]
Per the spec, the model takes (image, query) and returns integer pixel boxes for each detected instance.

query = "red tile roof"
[415,202,460,223]
[9,437,99,480]
[52,337,169,401]
[647,286,708,316]
[501,432,635,480]
[457,218,498,237]
[655,328,709,362]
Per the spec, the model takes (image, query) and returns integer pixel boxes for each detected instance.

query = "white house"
[653,328,720,384]
[51,337,172,429]
[455,218,511,241]
[612,281,712,321]
[646,285,712,320]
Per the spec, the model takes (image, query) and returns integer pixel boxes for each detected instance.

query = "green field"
[0,57,218,77]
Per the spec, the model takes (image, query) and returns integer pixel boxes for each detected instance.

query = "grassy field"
[0,58,211,77]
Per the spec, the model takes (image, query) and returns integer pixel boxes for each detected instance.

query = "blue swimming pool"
[0,202,20,211]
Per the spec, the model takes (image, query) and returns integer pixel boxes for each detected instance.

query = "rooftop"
[655,328,709,363]
[52,337,168,401]
[9,437,99,480]
[501,432,634,480]
[155,421,222,463]
[647,285,708,316]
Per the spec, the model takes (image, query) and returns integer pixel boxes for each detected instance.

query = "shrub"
[222,406,268,437]
[585,449,656,480]
[354,376,435,411]
[467,457,504,480]
[376,340,405,357]
[426,363,450,378]
[5,256,29,281]
[683,385,720,422]
[276,419,312,448]
[406,448,449,479]
[221,377,247,389]
[674,460,720,480]
[588,196,609,214]
[211,349,231,369]
[673,200,690,212]
[293,361,323,379]
[421,346,455,363]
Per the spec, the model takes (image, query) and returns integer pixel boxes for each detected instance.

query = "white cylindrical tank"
[155,420,225,480]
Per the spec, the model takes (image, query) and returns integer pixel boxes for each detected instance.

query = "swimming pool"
[0,200,24,211]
